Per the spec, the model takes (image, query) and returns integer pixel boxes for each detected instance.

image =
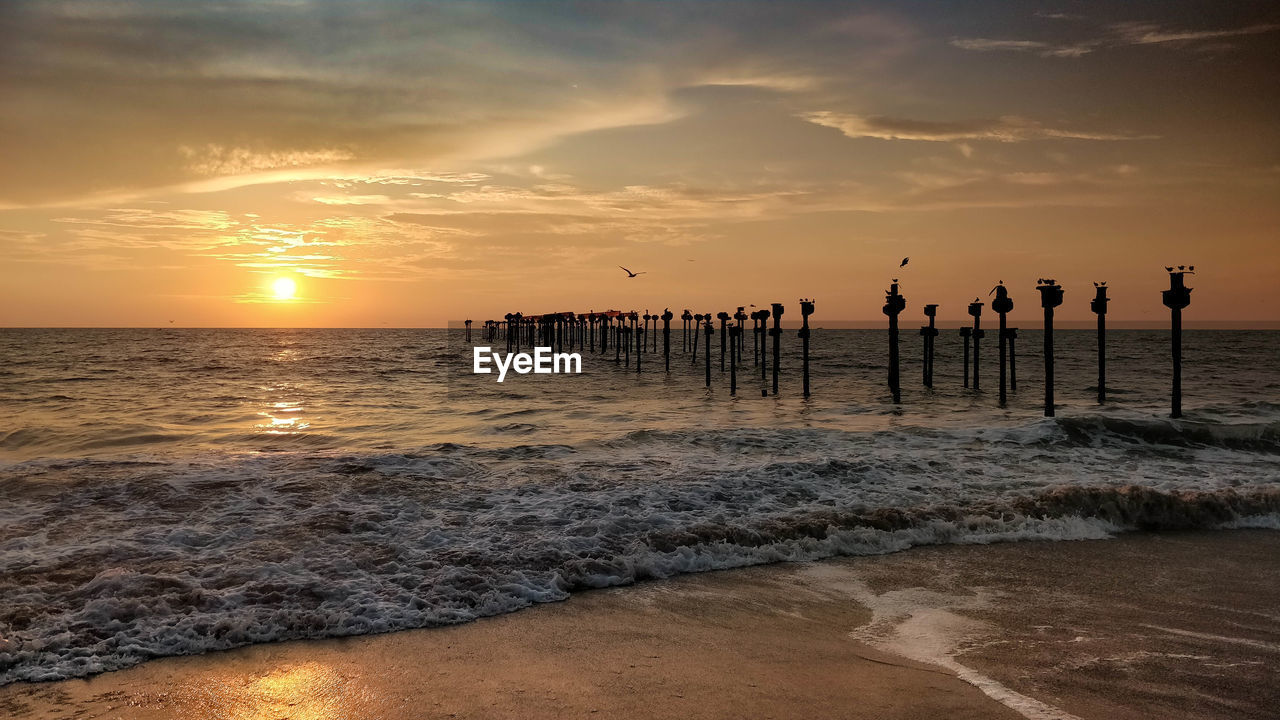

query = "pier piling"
[770,303,784,395]
[1162,268,1193,418]
[1091,284,1109,404]
[799,298,814,398]
[920,304,938,388]
[662,309,673,371]
[967,299,984,391]
[704,314,714,387]
[991,283,1013,407]
[1036,279,1064,417]
[883,283,905,403]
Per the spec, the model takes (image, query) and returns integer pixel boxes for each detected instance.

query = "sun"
[272,277,297,300]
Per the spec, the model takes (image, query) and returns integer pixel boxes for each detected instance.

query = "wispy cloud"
[799,112,1150,142]
[952,21,1278,58]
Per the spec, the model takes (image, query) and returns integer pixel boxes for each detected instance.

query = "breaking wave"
[2,415,1278,684]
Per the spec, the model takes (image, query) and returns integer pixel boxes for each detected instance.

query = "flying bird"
[619,266,646,278]
[900,257,909,268]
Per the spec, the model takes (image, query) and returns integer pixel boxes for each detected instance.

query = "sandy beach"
[3,529,1276,720]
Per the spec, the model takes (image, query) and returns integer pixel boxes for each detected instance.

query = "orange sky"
[1,1,1277,327]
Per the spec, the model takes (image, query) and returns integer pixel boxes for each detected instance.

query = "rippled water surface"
[1,328,1278,683]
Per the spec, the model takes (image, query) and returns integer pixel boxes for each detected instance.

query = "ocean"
[1,327,1278,684]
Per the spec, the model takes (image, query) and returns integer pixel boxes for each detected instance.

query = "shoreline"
[3,529,1278,719]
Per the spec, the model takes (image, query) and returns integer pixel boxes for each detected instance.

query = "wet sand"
[3,530,1277,720]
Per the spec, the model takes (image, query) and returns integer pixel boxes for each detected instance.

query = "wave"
[1,478,1276,685]
[1054,415,1280,452]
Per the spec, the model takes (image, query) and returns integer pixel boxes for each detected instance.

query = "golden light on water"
[272,277,297,301]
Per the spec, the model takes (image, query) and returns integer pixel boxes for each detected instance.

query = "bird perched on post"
[618,266,646,278]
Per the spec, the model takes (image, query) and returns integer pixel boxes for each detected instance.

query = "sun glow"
[272,277,297,300]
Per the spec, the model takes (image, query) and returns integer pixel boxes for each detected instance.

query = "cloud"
[951,21,1278,58]
[180,145,355,176]
[799,112,1149,142]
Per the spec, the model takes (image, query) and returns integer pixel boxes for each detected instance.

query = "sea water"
[1,328,1277,683]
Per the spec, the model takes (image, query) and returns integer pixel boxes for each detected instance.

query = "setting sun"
[272,277,297,300]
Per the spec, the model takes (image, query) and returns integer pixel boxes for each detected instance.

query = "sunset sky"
[2,1,1277,327]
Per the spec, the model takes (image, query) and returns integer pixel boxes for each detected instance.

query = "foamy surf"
[1,423,1278,684]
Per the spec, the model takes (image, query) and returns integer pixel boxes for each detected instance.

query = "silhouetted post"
[635,312,643,373]
[1091,285,1109,404]
[643,313,651,355]
[1162,269,1193,418]
[920,304,938,388]
[883,284,905,403]
[734,307,747,358]
[991,284,1013,407]
[691,314,702,364]
[729,323,740,395]
[703,314,713,387]
[747,310,759,367]
[599,315,608,355]
[1037,280,1064,417]
[682,310,692,352]
[662,308,673,372]
[799,298,814,398]
[614,315,622,364]
[717,311,729,371]
[770,303,783,395]
[465,319,472,343]
[1007,328,1018,390]
[960,327,972,388]
[505,313,514,353]
[968,300,984,390]
[756,311,767,382]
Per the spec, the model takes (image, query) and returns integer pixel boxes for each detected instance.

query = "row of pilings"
[469,269,1194,418]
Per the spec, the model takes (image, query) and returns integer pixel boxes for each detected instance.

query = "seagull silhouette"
[900,257,909,268]
[1165,266,1174,272]
[619,266,646,278]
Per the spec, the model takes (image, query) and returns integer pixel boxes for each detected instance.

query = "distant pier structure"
[462,267,1198,415]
